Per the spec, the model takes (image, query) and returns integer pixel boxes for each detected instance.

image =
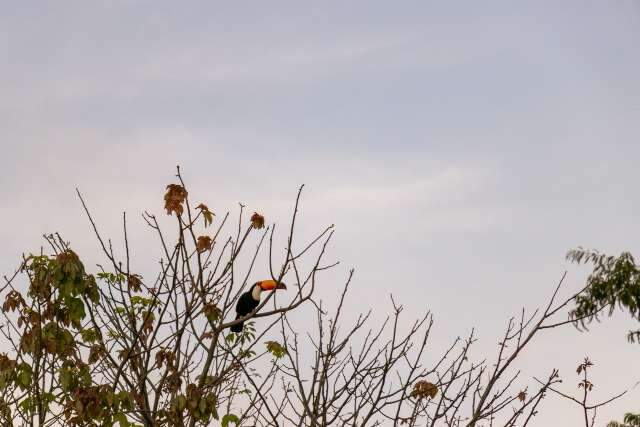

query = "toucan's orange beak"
[259,280,287,291]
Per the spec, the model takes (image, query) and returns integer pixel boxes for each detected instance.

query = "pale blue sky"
[1,1,639,424]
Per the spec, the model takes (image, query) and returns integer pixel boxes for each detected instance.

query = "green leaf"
[16,370,32,390]
[59,367,72,391]
[19,397,35,414]
[196,204,215,227]
[222,414,240,427]
[265,341,287,359]
[118,391,134,411]
[80,328,99,343]
[238,349,256,359]
[59,280,74,298]
[204,211,214,227]
[67,297,86,323]
[225,333,235,345]
[14,363,33,391]
[115,412,130,427]
[175,395,187,411]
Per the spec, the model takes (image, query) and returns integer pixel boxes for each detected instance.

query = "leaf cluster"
[567,248,640,342]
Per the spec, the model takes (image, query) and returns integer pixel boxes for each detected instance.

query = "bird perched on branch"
[230,280,287,333]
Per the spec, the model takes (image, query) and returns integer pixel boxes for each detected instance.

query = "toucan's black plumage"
[231,291,260,333]
[230,280,286,333]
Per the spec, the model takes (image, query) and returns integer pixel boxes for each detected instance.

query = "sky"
[1,1,639,424]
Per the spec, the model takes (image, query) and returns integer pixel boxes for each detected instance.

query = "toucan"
[230,280,287,333]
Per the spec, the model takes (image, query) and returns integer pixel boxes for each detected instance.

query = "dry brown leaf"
[411,380,438,400]
[164,184,188,216]
[250,212,265,229]
[196,236,213,253]
[128,274,142,292]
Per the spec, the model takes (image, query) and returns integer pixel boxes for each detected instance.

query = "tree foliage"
[609,413,640,427]
[566,248,640,343]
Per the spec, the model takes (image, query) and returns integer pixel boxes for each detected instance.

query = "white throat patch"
[251,285,262,301]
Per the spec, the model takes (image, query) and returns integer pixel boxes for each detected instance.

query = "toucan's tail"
[230,314,243,333]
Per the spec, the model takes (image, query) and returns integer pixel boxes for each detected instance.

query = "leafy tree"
[608,413,640,427]
[0,168,627,426]
[566,248,640,426]
[566,248,640,343]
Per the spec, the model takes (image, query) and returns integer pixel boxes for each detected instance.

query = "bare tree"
[253,272,601,426]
